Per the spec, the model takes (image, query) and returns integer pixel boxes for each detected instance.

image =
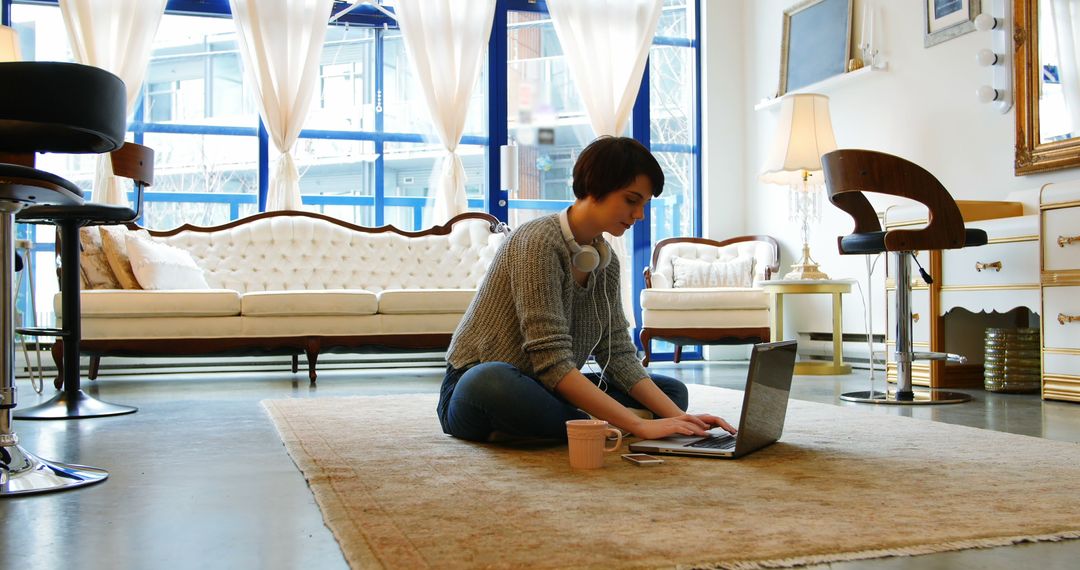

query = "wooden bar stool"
[822,149,987,404]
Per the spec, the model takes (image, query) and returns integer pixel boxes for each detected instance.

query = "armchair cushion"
[640,287,769,311]
[671,256,754,288]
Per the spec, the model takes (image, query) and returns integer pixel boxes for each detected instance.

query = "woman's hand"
[631,413,736,440]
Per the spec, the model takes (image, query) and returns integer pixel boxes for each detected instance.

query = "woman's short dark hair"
[572,136,664,200]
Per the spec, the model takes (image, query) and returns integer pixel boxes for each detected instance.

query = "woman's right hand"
[631,416,713,440]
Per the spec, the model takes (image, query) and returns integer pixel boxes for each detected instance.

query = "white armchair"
[639,235,779,366]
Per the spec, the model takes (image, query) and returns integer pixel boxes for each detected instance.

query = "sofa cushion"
[79,227,121,290]
[640,287,769,311]
[376,289,477,315]
[241,290,378,317]
[100,225,151,289]
[126,233,210,290]
[71,289,241,318]
[671,256,754,288]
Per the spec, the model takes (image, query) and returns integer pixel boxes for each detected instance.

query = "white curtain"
[548,0,663,328]
[394,0,496,225]
[60,0,166,205]
[1051,0,1080,137]
[229,0,334,211]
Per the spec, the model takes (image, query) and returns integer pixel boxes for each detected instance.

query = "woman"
[438,136,736,442]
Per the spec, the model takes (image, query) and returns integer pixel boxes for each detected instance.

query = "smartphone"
[621,453,664,466]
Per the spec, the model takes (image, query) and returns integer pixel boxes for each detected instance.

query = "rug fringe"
[683,530,1080,570]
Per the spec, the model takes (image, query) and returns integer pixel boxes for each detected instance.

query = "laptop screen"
[735,341,797,454]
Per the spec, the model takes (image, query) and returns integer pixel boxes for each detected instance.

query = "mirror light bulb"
[976,85,999,103]
[976,49,999,67]
[974,13,998,32]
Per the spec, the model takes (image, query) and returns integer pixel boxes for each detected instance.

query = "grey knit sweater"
[446,213,648,393]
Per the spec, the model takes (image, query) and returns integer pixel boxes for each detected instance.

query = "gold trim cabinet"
[1040,184,1080,402]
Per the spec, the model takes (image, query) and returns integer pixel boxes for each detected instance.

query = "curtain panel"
[547,0,663,327]
[60,0,167,205]
[394,0,496,225]
[229,0,334,211]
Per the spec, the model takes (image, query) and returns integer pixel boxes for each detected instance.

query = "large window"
[6,0,701,360]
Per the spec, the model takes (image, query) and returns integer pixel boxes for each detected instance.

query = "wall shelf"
[754,62,889,111]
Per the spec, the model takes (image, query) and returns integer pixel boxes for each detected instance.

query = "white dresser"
[1040,183,1080,402]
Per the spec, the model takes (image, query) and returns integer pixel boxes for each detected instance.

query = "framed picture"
[923,0,978,47]
[779,0,852,96]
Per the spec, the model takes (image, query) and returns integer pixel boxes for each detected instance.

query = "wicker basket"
[983,328,1040,393]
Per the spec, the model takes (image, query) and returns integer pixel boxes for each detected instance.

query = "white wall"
[702,0,1075,339]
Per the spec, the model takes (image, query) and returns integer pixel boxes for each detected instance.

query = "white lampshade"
[760,93,837,185]
[0,25,21,62]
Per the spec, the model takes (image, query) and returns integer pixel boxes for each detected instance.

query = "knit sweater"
[446,213,648,393]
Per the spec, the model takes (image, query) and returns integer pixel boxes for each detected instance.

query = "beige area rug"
[262,385,1080,569]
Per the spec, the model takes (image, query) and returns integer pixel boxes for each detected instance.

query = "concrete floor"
[2,360,1079,570]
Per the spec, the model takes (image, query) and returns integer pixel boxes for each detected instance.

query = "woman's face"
[589,174,653,237]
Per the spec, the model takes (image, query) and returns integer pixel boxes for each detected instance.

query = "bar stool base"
[840,389,972,405]
[14,389,136,420]
[1,443,108,496]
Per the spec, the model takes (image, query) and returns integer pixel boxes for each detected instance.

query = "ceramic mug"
[565,419,623,469]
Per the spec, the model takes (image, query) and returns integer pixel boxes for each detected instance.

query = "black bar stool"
[14,142,152,420]
[0,61,127,495]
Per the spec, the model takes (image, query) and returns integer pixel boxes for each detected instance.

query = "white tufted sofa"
[639,235,779,365]
[58,211,508,384]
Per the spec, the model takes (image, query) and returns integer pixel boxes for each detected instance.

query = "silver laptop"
[629,340,797,459]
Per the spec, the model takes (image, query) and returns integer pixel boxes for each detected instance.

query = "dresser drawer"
[886,288,930,344]
[1043,206,1080,271]
[942,239,1039,287]
[1042,285,1080,349]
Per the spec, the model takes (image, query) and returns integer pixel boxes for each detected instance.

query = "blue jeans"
[436,362,689,442]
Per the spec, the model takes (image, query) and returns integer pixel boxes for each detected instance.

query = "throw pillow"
[78,227,122,290]
[99,225,151,290]
[125,233,210,290]
[671,256,754,288]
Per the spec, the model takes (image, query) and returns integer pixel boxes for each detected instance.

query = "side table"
[760,279,854,375]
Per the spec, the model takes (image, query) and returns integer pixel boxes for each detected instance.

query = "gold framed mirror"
[1015,0,1080,174]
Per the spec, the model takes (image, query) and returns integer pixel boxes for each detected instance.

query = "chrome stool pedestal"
[1,203,108,496]
[839,251,971,406]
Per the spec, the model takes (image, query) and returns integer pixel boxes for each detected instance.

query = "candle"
[861,2,868,48]
[868,1,875,51]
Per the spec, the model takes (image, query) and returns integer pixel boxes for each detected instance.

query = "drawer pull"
[1059,313,1079,325]
[975,261,1002,272]
[1058,235,1080,247]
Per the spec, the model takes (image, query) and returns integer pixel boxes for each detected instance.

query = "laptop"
[629,340,797,459]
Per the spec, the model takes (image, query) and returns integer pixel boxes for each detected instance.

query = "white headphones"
[558,207,611,273]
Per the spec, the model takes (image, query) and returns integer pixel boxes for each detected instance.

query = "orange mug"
[565,419,623,469]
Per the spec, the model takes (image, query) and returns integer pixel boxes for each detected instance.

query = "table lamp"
[760,93,837,280]
[0,24,21,62]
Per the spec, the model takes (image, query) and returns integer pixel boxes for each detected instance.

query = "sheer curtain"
[1051,0,1080,137]
[394,0,496,225]
[229,0,334,211]
[547,0,663,327]
[60,0,166,205]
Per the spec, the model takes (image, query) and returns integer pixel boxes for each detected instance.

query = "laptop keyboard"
[686,433,736,450]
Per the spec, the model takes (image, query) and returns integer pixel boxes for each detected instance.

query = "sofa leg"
[291,354,299,374]
[51,341,64,391]
[88,356,100,380]
[640,329,652,367]
[305,340,320,386]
